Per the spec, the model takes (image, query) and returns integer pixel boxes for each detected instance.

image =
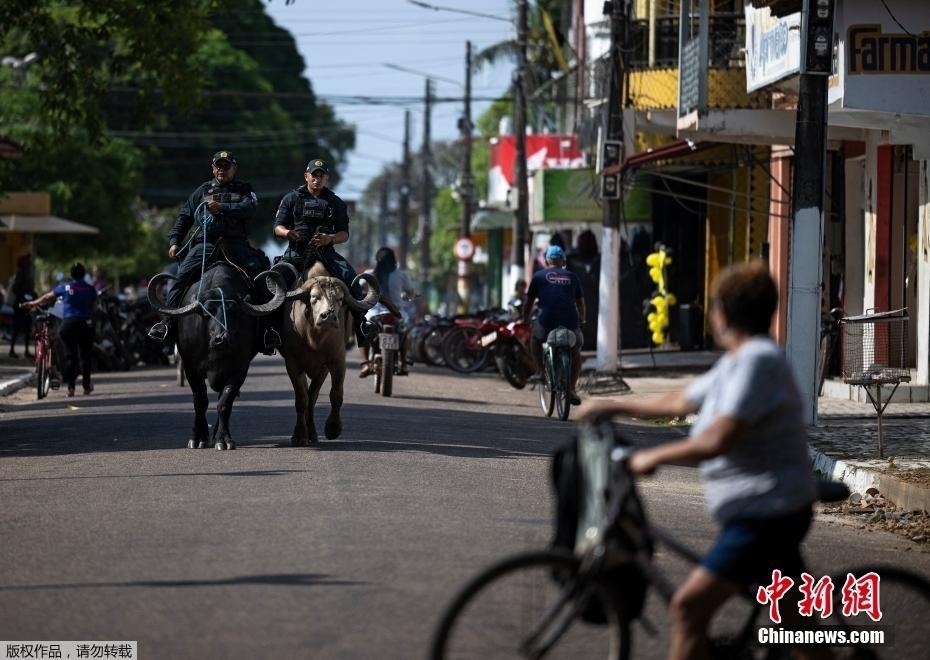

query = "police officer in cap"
[274,158,373,344]
[149,150,279,351]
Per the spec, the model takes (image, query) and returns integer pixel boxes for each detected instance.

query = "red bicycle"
[31,311,60,399]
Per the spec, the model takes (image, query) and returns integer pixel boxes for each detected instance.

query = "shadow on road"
[0,572,365,592]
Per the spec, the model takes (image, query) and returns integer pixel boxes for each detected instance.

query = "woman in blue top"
[22,263,98,397]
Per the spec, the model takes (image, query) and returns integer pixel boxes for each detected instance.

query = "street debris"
[819,490,930,548]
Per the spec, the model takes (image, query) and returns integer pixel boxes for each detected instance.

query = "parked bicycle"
[538,326,577,421]
[31,310,60,399]
[431,421,930,659]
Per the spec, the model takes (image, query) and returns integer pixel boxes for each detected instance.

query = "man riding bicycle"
[579,261,820,660]
[523,245,586,406]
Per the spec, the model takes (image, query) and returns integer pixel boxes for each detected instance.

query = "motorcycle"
[481,318,536,389]
[367,303,408,398]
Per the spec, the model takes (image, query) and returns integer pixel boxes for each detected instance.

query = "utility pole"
[420,78,433,304]
[457,40,475,312]
[787,0,836,425]
[596,0,626,371]
[378,177,389,250]
[510,0,529,288]
[399,109,411,270]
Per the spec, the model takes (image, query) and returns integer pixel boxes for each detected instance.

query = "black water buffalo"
[274,262,379,446]
[148,263,285,449]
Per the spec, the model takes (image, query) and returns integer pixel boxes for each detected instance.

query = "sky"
[262,0,517,202]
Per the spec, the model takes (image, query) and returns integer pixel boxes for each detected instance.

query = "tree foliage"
[0,0,355,280]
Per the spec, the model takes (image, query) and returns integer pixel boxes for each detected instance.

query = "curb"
[0,372,33,397]
[809,446,930,514]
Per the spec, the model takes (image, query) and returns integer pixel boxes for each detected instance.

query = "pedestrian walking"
[7,253,35,358]
[21,263,98,397]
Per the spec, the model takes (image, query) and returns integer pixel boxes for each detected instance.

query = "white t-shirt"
[685,336,816,522]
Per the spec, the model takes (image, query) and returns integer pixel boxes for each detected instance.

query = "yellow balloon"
[666,293,677,306]
[646,253,660,267]
[665,256,672,265]
[647,312,657,323]
[649,267,661,282]
[652,296,666,309]
[652,331,665,345]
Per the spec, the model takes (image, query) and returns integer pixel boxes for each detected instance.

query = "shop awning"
[602,139,716,177]
[0,214,100,234]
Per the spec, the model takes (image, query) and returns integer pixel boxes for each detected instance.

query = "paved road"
[1,357,928,659]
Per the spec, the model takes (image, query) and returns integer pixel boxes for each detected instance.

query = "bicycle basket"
[546,326,576,348]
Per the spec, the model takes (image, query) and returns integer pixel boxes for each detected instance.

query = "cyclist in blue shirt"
[21,263,98,397]
[523,245,586,405]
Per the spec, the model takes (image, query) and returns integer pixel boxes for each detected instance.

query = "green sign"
[533,168,601,223]
[533,168,651,224]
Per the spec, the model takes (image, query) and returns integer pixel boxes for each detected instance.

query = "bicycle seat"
[815,480,850,502]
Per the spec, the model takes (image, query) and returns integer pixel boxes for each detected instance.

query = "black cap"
[212,150,237,165]
[306,159,329,174]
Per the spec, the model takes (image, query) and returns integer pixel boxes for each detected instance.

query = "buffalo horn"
[146,273,200,317]
[241,270,287,316]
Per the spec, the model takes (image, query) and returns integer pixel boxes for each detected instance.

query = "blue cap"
[545,245,565,260]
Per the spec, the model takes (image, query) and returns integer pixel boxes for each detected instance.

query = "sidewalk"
[580,349,930,513]
[0,355,33,397]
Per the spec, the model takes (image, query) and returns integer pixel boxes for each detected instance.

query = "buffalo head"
[284,272,380,328]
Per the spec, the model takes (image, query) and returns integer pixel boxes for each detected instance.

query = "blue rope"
[180,201,232,333]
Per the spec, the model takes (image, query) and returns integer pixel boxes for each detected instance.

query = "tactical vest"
[293,194,336,237]
[201,183,248,241]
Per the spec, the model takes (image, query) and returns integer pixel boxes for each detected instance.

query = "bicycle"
[31,311,60,399]
[431,421,930,659]
[538,327,576,421]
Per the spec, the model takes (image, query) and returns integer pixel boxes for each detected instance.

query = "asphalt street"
[1,356,928,659]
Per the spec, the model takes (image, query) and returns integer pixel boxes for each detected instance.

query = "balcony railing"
[629,13,746,70]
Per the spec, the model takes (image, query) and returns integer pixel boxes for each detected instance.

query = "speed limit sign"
[454,236,475,261]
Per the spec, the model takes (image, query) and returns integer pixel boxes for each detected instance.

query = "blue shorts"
[701,507,812,587]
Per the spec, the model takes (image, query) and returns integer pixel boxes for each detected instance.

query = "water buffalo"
[148,263,285,449]
[275,262,379,446]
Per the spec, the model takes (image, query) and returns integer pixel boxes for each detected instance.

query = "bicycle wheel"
[554,349,572,421]
[381,348,394,397]
[36,349,50,400]
[820,565,930,658]
[431,550,630,660]
[539,354,555,417]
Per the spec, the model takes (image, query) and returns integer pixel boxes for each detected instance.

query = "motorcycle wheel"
[442,326,490,374]
[423,328,446,366]
[381,349,394,397]
[495,344,528,390]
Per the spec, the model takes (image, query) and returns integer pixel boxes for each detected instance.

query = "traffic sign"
[454,236,475,261]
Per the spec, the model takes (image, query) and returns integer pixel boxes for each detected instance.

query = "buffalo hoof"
[187,439,197,449]
[226,440,236,450]
[197,440,208,449]
[324,418,341,440]
[291,436,307,447]
[215,441,226,450]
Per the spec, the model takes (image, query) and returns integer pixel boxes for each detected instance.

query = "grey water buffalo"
[275,262,379,446]
[148,263,285,449]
